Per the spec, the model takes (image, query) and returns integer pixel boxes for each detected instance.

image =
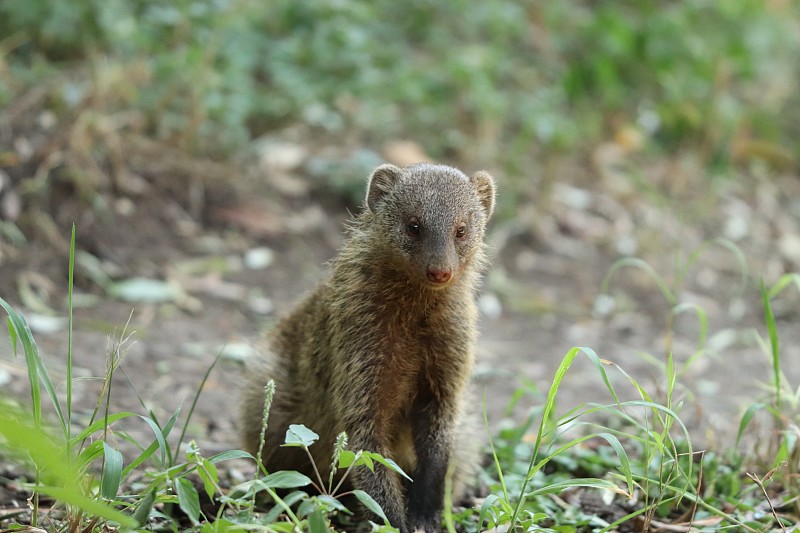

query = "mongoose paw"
[409,518,439,533]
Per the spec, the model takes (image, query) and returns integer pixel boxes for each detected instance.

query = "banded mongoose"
[241,162,496,533]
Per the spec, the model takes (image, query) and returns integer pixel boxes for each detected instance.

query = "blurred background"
[1,0,799,450]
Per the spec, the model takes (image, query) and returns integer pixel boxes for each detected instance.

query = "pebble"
[247,291,274,315]
[778,233,800,265]
[244,247,274,270]
[724,215,749,242]
[255,139,307,173]
[478,292,503,319]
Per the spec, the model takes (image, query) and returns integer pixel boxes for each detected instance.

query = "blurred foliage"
[1,0,798,172]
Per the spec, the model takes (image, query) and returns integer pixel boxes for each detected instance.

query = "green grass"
[1,1,797,203]
[1,231,798,531]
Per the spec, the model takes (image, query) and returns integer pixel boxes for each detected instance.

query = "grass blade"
[767,273,800,300]
[601,257,676,306]
[76,440,105,471]
[736,403,764,448]
[761,280,781,410]
[67,223,76,441]
[0,408,136,528]
[133,489,157,527]
[138,415,171,467]
[1,298,43,429]
[477,494,503,531]
[511,346,574,525]
[174,349,224,464]
[122,438,160,477]
[526,477,628,498]
[43,486,137,528]
[70,412,137,446]
[596,432,634,496]
[100,441,123,500]
[483,390,509,502]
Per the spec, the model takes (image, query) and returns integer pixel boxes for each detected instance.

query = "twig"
[746,463,788,533]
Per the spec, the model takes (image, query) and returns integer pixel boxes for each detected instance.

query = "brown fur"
[241,163,495,533]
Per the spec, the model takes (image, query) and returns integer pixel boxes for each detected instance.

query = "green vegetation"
[1,0,797,178]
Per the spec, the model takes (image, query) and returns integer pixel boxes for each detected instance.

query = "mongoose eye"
[455,223,467,239]
[406,218,421,236]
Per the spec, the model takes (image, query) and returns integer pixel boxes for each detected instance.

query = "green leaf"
[761,280,782,409]
[44,485,137,528]
[767,273,800,300]
[0,409,70,486]
[353,489,389,526]
[509,346,628,530]
[736,402,764,447]
[197,457,219,501]
[122,438,160,477]
[601,257,676,306]
[595,432,633,497]
[261,490,309,523]
[308,507,329,533]
[162,403,183,437]
[133,489,157,527]
[315,494,350,513]
[338,450,357,468]
[67,224,75,441]
[76,439,105,472]
[263,470,314,489]
[70,412,138,446]
[348,451,378,473]
[176,477,201,525]
[7,316,17,354]
[283,424,320,447]
[138,414,170,466]
[0,297,66,435]
[200,518,238,532]
[478,493,508,530]
[525,477,628,498]
[209,449,255,463]
[361,452,412,482]
[270,522,302,533]
[100,441,123,500]
[177,351,224,465]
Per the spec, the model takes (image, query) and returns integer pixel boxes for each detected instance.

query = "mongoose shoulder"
[241,162,496,533]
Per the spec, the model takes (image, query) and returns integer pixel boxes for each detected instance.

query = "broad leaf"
[353,489,389,525]
[176,477,201,525]
[283,424,320,447]
[263,470,314,489]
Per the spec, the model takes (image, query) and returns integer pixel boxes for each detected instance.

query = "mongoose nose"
[427,267,452,284]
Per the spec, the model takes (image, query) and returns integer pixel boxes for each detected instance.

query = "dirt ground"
[1,134,800,463]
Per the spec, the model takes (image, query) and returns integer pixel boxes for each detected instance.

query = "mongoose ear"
[366,164,403,211]
[471,171,496,220]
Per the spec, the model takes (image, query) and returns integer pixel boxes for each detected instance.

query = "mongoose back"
[241,163,496,533]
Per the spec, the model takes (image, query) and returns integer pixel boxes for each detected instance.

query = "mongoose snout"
[426,266,452,284]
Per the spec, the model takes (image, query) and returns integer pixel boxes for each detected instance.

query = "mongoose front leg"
[405,395,456,533]
[347,420,409,532]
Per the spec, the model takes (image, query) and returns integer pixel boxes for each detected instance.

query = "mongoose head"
[365,163,495,289]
